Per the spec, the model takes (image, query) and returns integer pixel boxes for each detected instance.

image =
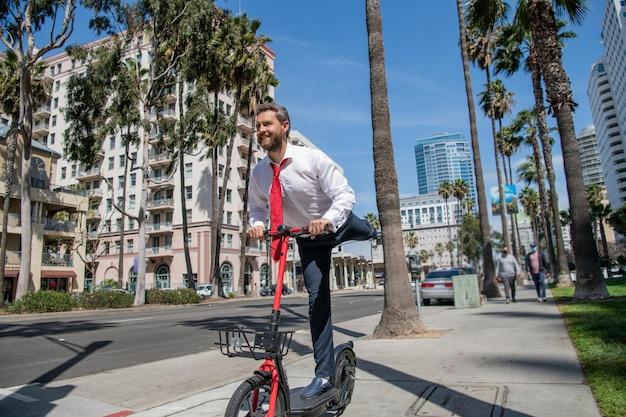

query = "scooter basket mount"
[212,327,294,360]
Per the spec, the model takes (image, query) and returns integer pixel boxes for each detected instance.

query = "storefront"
[40,270,76,292]
[2,269,18,303]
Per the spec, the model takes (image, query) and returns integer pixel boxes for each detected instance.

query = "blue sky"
[16,0,607,230]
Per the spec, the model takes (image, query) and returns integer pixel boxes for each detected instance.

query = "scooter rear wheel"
[225,374,287,417]
[330,349,356,414]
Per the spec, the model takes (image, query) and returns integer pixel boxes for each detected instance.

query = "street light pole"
[291,241,297,294]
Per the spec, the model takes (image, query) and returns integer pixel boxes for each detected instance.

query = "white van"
[196,284,213,298]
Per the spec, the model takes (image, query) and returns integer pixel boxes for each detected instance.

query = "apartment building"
[576,126,606,187]
[0,126,88,302]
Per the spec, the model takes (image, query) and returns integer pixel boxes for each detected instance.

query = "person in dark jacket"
[525,242,550,302]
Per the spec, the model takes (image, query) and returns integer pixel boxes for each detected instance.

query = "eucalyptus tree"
[0,53,49,306]
[452,179,469,266]
[438,180,454,267]
[493,16,574,287]
[366,0,424,337]
[0,0,116,301]
[455,0,499,298]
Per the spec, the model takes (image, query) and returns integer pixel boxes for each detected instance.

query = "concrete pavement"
[0,286,602,417]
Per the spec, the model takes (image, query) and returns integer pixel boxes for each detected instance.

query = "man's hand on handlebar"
[309,218,331,239]
[247,225,265,240]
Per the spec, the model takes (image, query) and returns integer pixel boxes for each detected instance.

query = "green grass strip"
[551,278,626,417]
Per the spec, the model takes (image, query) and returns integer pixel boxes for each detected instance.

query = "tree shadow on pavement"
[356,358,534,417]
[0,320,117,338]
[0,338,112,417]
[475,311,561,320]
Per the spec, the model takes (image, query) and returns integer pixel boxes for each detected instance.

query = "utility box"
[453,275,481,308]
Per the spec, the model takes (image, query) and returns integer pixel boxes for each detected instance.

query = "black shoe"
[301,377,332,399]
[512,299,517,303]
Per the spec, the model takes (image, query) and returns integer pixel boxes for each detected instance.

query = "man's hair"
[256,102,290,137]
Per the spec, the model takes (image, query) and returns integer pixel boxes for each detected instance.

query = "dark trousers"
[502,275,516,301]
[296,213,376,379]
[532,272,546,299]
[298,244,334,379]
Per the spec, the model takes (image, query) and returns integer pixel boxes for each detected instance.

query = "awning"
[41,270,77,278]
[3,269,19,278]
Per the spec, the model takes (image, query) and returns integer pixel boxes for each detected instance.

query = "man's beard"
[259,132,284,152]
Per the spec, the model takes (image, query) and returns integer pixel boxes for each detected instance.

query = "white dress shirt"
[248,142,355,232]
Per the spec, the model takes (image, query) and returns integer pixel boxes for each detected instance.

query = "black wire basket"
[211,327,294,360]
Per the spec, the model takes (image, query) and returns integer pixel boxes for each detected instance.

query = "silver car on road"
[420,268,470,305]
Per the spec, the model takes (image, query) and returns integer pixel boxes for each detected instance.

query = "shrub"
[78,290,134,309]
[8,290,73,313]
[227,291,237,298]
[146,288,200,305]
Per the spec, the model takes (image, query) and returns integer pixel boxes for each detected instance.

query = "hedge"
[78,291,134,309]
[8,290,74,313]
[146,288,201,305]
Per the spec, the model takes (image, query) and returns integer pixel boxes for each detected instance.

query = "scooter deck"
[289,387,340,417]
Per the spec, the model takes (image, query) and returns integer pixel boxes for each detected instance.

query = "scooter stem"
[270,235,289,332]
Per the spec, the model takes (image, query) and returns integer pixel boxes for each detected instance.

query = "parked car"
[260,284,293,296]
[420,268,470,306]
[196,284,213,298]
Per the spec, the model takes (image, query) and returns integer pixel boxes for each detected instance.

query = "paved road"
[0,290,384,388]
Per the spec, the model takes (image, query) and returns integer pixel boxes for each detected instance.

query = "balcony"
[162,88,177,103]
[237,137,252,158]
[0,213,21,230]
[43,218,77,234]
[148,174,175,189]
[87,189,103,200]
[148,150,174,167]
[146,222,173,234]
[32,120,50,138]
[87,209,101,221]
[87,230,99,240]
[147,245,173,257]
[147,198,174,210]
[5,250,21,265]
[77,167,101,181]
[237,114,254,133]
[42,253,74,267]
[150,109,176,121]
[33,105,51,120]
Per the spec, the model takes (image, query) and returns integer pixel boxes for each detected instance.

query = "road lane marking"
[0,388,38,403]
[107,317,154,323]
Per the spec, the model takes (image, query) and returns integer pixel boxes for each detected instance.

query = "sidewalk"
[0,287,602,417]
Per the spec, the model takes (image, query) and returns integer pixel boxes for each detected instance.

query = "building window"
[106,198,112,212]
[131,152,137,167]
[118,176,124,188]
[53,97,59,109]
[185,185,192,199]
[186,209,192,221]
[54,80,60,92]
[105,220,111,232]
[51,115,57,126]
[61,167,66,180]
[226,211,232,225]
[226,234,233,248]
[218,164,224,177]
[184,163,192,178]
[49,133,55,145]
[108,157,114,170]
[127,239,134,251]
[114,240,121,253]
[226,189,232,203]
[104,242,110,255]
[155,264,170,289]
[260,264,270,287]
[220,262,233,293]
[110,136,116,149]
[128,219,135,230]
[119,155,125,167]
[129,194,135,209]
[131,173,136,186]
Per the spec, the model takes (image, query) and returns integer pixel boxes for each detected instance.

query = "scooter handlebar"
[264,224,331,238]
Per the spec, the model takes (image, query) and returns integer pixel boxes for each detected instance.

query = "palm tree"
[512,109,557,275]
[418,249,431,281]
[520,186,540,245]
[455,0,500,298]
[438,180,455,267]
[586,185,611,260]
[497,125,523,257]
[524,0,607,299]
[365,212,381,289]
[435,242,445,266]
[493,17,575,287]
[404,231,419,253]
[464,198,475,216]
[365,0,424,337]
[452,179,469,266]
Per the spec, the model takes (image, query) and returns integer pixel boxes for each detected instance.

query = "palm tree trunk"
[237,115,257,296]
[455,0,499,298]
[500,125,518,260]
[527,0,607,299]
[599,218,609,259]
[16,65,33,301]
[366,0,424,337]
[445,198,453,267]
[134,106,149,306]
[528,45,571,286]
[178,79,195,290]
[507,154,522,257]
[489,88,510,252]
[0,127,18,306]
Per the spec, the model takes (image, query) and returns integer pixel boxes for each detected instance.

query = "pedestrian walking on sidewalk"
[247,102,376,400]
[525,243,549,302]
[496,247,521,303]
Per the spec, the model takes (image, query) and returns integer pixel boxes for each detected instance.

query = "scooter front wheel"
[330,348,356,414]
[225,374,287,417]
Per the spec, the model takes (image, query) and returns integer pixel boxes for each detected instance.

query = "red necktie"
[270,160,288,261]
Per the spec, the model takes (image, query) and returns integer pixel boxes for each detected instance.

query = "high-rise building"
[576,126,605,187]
[587,1,626,208]
[414,132,477,203]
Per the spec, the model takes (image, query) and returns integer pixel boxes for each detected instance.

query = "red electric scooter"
[214,225,356,417]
